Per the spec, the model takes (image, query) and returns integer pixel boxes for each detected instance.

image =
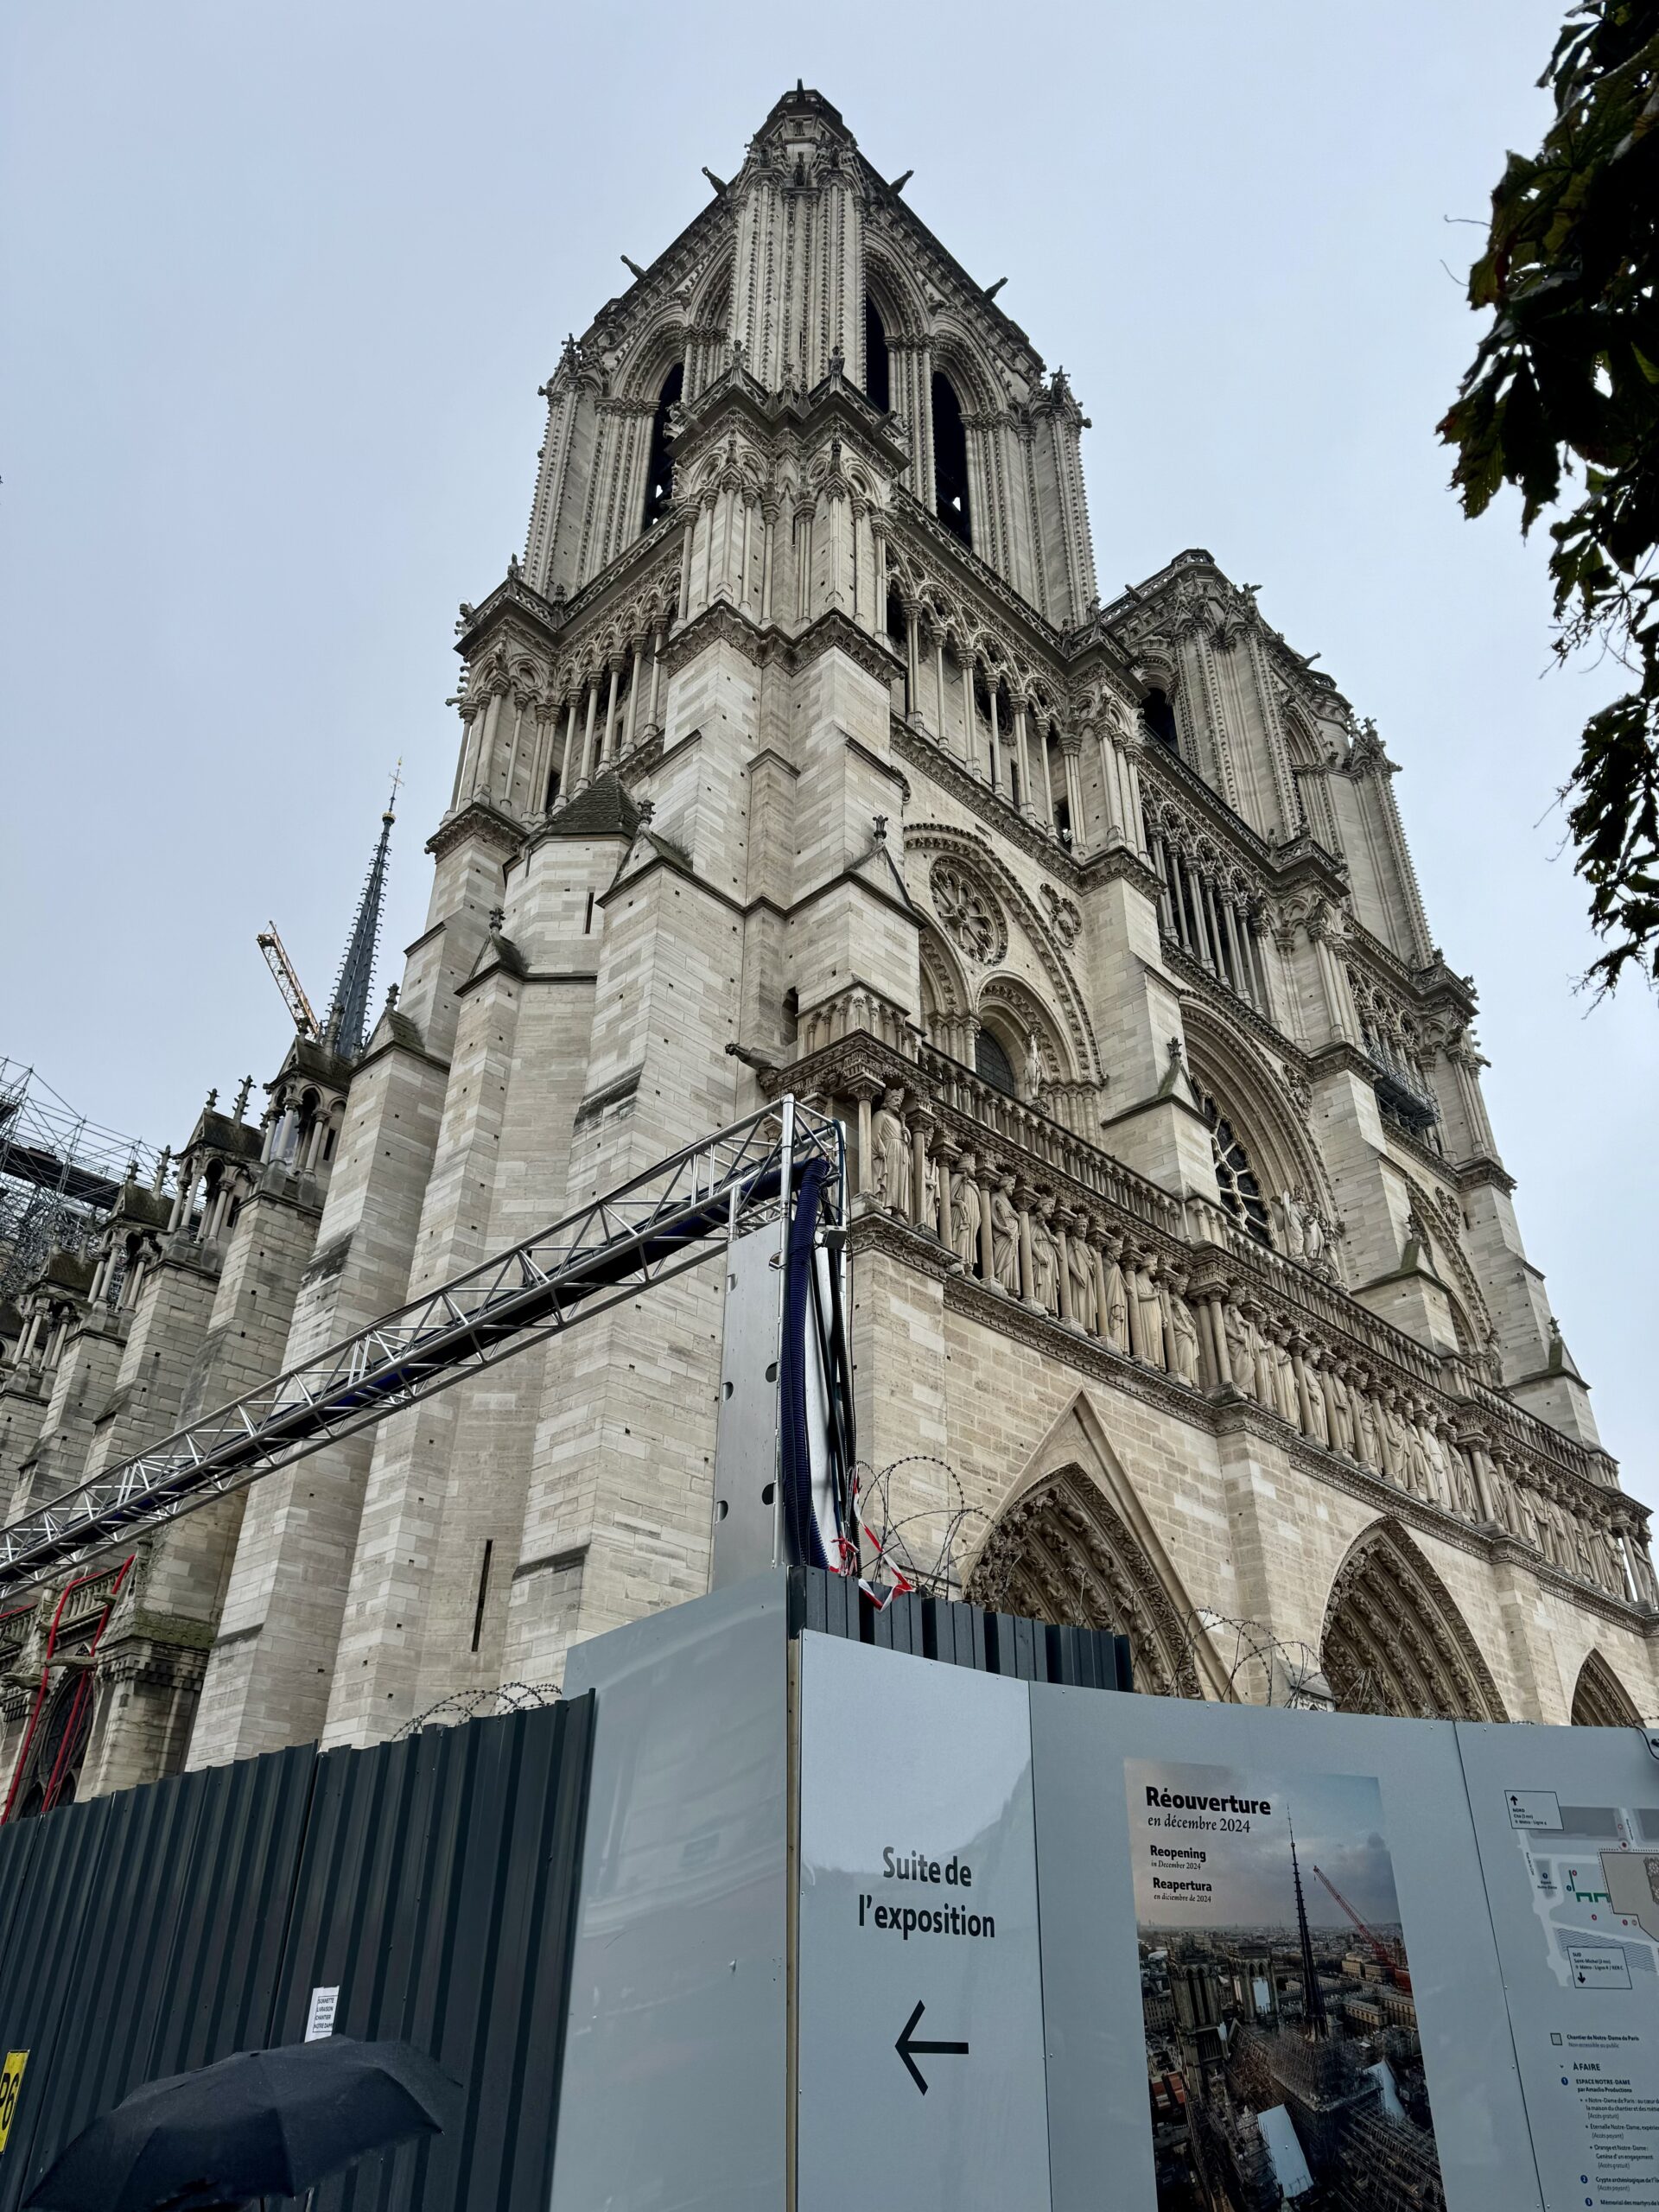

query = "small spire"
[232,1075,254,1124]
[322,775,399,1061]
[204,1086,219,1115]
[152,1145,171,1194]
[385,982,400,1013]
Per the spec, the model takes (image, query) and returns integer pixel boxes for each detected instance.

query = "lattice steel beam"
[0,1098,842,1594]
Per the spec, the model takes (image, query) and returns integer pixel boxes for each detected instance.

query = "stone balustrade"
[767,1020,1656,1618]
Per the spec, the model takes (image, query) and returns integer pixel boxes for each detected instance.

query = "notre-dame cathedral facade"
[2,85,1652,1812]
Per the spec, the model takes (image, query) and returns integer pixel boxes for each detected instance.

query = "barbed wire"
[391,1679,561,1741]
[1177,1609,1346,1709]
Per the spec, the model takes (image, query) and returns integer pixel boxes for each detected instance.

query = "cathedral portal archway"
[1320,1520,1508,1719]
[967,1464,1203,1700]
[1572,1649,1642,1726]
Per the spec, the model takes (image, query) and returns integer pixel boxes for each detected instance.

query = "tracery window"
[1202,1094,1271,1244]
[641,362,683,531]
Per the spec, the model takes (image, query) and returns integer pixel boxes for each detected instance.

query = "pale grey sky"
[3,3,1654,1498]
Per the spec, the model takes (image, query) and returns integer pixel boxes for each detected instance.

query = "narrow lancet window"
[864,296,891,413]
[641,362,683,531]
[931,372,971,546]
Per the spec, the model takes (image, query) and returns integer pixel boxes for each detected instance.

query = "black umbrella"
[25,2036,461,2212]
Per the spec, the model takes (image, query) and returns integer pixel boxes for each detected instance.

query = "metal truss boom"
[0,1098,843,1595]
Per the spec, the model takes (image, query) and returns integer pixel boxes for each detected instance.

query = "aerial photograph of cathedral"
[1,81,1653,1818]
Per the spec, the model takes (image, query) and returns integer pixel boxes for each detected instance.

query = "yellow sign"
[0,2050,26,2153]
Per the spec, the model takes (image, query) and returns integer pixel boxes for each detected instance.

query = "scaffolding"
[0,1060,165,1307]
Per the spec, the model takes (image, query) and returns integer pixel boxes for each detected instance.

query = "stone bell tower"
[7,79,1634,1797]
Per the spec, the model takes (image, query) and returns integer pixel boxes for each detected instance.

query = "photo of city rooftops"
[1125,1761,1444,2212]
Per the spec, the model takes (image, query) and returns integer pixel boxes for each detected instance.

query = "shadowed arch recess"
[1572,1649,1643,1726]
[967,1465,1203,1700]
[1321,1520,1507,1720]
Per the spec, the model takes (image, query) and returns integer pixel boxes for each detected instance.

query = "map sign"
[1459,1726,1659,2211]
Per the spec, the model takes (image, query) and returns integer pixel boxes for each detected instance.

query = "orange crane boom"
[1312,1864,1411,1991]
[257,924,318,1038]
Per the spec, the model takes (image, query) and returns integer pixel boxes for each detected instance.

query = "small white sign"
[304,1986,340,2041]
[1564,1943,1632,1989]
[1506,1789,1561,1831]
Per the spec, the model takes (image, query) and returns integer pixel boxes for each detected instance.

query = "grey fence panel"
[0,1742,315,2212]
[0,1698,593,2212]
[269,1695,595,2212]
[785,1567,1132,1690]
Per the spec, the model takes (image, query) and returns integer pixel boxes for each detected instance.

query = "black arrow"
[896,1999,969,2095]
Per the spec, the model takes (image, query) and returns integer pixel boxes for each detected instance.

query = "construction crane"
[257,923,319,1039]
[1312,1865,1411,1992]
[0,1097,853,1597]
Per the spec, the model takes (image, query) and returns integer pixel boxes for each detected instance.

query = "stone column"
[1060,734,1085,848]
[624,639,646,751]
[1015,698,1037,821]
[988,686,1004,798]
[1054,1212,1074,1323]
[577,680,600,789]
[904,602,921,719]
[961,653,979,776]
[853,1082,879,1200]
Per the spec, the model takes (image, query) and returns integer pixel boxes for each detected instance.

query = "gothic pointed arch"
[1321,1520,1508,1720]
[918,920,972,1052]
[975,973,1076,1089]
[969,1467,1204,1698]
[1182,1004,1341,1267]
[1572,1649,1642,1727]
[963,1395,1229,1700]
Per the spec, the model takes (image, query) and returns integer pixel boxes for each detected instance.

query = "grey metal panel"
[0,1740,317,2212]
[269,1697,594,2212]
[709,1224,783,1588]
[1027,1686,1544,2212]
[555,1575,791,2212]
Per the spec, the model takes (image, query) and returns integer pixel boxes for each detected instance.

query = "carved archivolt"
[908,824,1103,1084]
[968,1465,1204,1699]
[1571,1649,1642,1727]
[1321,1520,1508,1721]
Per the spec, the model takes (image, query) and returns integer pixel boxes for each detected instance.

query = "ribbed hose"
[778,1158,831,1571]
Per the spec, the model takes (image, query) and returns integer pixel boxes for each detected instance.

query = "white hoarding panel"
[1027,1687,1544,2212]
[1456,1722,1659,2212]
[796,1630,1052,2212]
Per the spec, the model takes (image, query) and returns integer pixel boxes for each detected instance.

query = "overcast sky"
[3,2,1654,1501]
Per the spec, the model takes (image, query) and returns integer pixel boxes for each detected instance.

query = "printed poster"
[1125,1758,1444,2209]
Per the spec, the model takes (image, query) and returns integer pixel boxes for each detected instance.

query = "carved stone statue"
[1066,1229,1097,1333]
[1023,1028,1045,1103]
[871,1088,912,1217]
[989,1181,1020,1294]
[1272,1331,1300,1426]
[1100,1239,1130,1352]
[1324,1363,1354,1456]
[1029,1208,1059,1313]
[1133,1257,1166,1370]
[921,1144,941,1236]
[1300,1350,1329,1445]
[1251,1312,1277,1409]
[950,1152,982,1271]
[1222,1303,1256,1399]
[1376,1390,1408,1484]
[1163,1273,1201,1389]
[1274,1191,1306,1260]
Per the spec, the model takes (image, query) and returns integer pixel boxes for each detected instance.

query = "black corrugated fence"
[0,1697,594,2212]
